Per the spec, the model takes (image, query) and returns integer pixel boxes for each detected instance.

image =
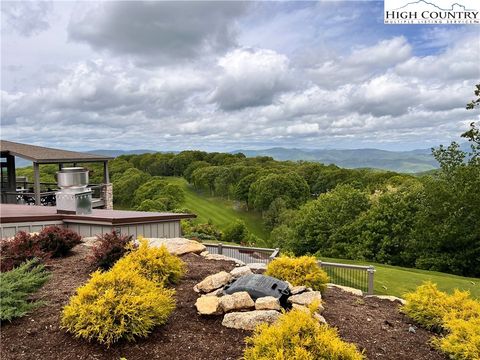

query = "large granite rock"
[219,291,255,312]
[230,266,253,278]
[222,310,281,330]
[291,303,324,314]
[146,238,206,255]
[195,271,233,293]
[290,286,307,295]
[288,291,322,306]
[255,296,281,311]
[195,296,222,315]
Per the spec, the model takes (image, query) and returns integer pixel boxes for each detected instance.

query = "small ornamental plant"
[61,267,175,347]
[265,255,329,293]
[36,226,82,257]
[112,237,185,286]
[0,259,50,321]
[0,231,49,272]
[244,306,364,360]
[89,231,134,270]
[402,282,480,332]
[403,282,480,360]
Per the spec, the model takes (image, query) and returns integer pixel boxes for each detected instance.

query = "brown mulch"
[322,288,446,360]
[0,245,447,360]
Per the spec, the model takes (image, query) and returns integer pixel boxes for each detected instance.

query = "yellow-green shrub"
[265,255,329,292]
[61,267,175,347]
[112,238,185,286]
[244,307,364,360]
[402,282,480,332]
[433,317,480,360]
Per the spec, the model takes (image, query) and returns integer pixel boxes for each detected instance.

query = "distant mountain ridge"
[232,147,439,173]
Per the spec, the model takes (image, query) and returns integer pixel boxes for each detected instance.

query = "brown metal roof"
[0,204,196,225]
[0,140,113,163]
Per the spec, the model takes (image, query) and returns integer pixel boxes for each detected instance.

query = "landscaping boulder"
[195,271,233,293]
[290,286,307,295]
[203,253,245,266]
[288,291,322,306]
[222,310,280,330]
[255,296,281,311]
[246,263,266,271]
[147,238,206,255]
[219,291,254,312]
[195,296,222,315]
[230,266,252,278]
[292,303,325,314]
[327,284,363,296]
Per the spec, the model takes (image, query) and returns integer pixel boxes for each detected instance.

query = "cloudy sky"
[1,1,479,152]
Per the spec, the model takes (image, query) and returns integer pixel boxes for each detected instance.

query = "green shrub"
[112,238,185,286]
[182,221,223,241]
[1,231,48,272]
[402,282,480,332]
[265,255,329,293]
[223,220,249,244]
[88,231,134,270]
[36,226,82,257]
[61,267,175,347]
[0,259,50,321]
[244,307,364,360]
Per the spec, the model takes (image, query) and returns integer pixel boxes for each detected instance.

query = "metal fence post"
[367,266,375,295]
[218,243,223,255]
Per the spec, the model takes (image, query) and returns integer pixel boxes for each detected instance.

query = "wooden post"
[218,243,223,255]
[58,163,63,171]
[33,162,41,205]
[367,266,375,295]
[6,155,16,203]
[103,161,110,183]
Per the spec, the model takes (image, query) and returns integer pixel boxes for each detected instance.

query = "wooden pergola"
[0,140,113,206]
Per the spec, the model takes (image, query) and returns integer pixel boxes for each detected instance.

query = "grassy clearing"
[320,256,480,299]
[163,177,269,243]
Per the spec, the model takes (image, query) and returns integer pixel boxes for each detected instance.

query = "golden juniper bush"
[61,267,175,347]
[244,305,364,360]
[402,282,480,360]
[61,239,185,346]
[265,255,329,293]
[112,237,185,286]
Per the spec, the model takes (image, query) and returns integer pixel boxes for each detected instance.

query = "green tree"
[288,185,370,255]
[248,173,310,211]
[113,168,151,206]
[223,220,249,244]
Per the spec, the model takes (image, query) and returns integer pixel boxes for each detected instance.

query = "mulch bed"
[1,244,447,360]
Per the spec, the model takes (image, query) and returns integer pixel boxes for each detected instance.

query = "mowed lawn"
[164,177,269,243]
[320,256,480,299]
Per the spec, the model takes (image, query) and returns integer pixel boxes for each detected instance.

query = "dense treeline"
[17,88,480,277]
[107,116,479,277]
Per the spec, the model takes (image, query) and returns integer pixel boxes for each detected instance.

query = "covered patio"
[0,140,113,209]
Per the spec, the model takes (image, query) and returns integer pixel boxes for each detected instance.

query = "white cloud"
[1,1,53,37]
[209,48,293,110]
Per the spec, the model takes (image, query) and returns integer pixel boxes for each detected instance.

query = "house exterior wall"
[0,220,64,238]
[1,220,182,239]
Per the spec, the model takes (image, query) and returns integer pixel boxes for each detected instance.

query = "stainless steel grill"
[55,167,92,215]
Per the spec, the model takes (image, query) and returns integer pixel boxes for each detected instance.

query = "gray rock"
[222,310,281,330]
[247,263,266,271]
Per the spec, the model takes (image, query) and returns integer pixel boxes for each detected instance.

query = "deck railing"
[203,243,375,295]
[2,182,107,207]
